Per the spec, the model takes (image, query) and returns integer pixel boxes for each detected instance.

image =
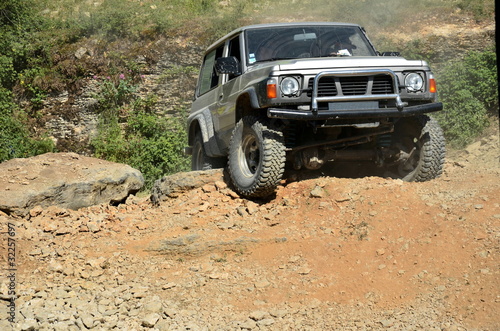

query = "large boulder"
[0,153,144,216]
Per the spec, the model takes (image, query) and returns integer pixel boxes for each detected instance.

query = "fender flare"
[239,87,261,112]
[187,108,223,157]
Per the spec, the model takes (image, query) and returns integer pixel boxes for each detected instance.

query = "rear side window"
[198,45,224,96]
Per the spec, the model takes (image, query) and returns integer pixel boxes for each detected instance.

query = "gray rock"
[156,318,171,331]
[143,298,163,313]
[150,169,224,204]
[310,185,326,198]
[0,153,144,216]
[74,47,88,59]
[249,310,268,321]
[80,314,95,329]
[52,321,75,331]
[0,320,12,330]
[19,318,38,331]
[239,319,257,330]
[141,313,160,327]
[258,318,275,326]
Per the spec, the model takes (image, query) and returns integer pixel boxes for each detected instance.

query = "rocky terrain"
[0,123,498,330]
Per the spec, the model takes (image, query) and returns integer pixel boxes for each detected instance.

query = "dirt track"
[1,126,499,330]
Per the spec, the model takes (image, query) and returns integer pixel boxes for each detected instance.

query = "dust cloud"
[246,0,437,38]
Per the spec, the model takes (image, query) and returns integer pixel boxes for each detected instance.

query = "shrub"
[91,80,189,189]
[436,89,489,148]
[91,108,190,189]
[455,0,495,19]
[441,50,497,112]
[435,49,497,147]
[0,56,16,89]
[0,0,32,28]
[126,109,190,188]
[94,75,137,112]
[0,88,54,162]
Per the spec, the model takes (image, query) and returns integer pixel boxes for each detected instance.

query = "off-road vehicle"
[185,22,445,198]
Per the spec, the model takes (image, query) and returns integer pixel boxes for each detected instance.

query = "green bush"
[0,88,54,162]
[91,109,190,189]
[435,49,497,147]
[0,0,32,28]
[436,89,489,148]
[94,75,137,112]
[455,0,495,19]
[126,109,190,188]
[91,81,189,189]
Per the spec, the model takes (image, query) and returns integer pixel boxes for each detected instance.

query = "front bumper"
[268,102,443,120]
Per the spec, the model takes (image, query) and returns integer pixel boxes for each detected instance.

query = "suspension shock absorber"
[376,133,392,148]
[375,133,393,166]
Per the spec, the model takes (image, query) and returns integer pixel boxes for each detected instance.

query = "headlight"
[405,73,424,92]
[280,77,300,96]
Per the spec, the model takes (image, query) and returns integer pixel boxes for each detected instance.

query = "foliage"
[0,88,54,162]
[0,0,54,162]
[94,74,137,112]
[126,109,190,188]
[160,65,198,80]
[455,0,495,19]
[0,0,32,28]
[435,49,497,147]
[438,49,498,112]
[0,56,16,89]
[91,80,189,189]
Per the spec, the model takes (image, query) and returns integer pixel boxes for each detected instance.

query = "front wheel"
[387,115,446,181]
[228,116,286,198]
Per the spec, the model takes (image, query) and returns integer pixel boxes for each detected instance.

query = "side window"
[227,35,241,81]
[198,45,224,96]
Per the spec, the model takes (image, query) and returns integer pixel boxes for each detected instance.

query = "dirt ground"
[0,121,497,330]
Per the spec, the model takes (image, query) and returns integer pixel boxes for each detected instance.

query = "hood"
[277,57,426,71]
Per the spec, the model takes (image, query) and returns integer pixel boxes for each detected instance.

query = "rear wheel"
[387,115,445,181]
[191,132,225,170]
[228,116,286,198]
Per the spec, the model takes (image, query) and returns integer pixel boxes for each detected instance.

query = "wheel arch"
[187,109,223,157]
[235,88,264,123]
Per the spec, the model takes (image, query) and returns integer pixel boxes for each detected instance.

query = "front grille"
[308,76,337,97]
[372,75,394,94]
[339,76,368,95]
[307,74,394,97]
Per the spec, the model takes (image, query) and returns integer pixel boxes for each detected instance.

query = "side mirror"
[381,52,401,57]
[215,56,241,75]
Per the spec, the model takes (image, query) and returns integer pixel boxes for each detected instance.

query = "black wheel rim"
[239,132,260,178]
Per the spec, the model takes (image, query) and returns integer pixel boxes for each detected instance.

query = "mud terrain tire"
[228,116,286,198]
[191,132,225,170]
[390,115,446,181]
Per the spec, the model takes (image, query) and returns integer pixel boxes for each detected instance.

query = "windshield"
[245,25,377,64]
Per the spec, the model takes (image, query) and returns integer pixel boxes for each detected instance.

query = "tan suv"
[185,22,445,198]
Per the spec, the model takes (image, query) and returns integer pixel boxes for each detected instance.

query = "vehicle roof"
[206,22,363,52]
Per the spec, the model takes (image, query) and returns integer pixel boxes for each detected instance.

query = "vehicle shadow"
[284,161,387,183]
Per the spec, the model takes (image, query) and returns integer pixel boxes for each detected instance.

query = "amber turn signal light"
[267,79,277,99]
[429,78,437,93]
